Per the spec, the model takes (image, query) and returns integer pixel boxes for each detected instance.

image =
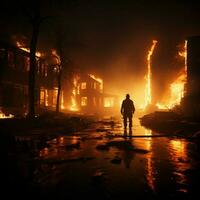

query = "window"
[40,89,45,105]
[81,97,87,106]
[77,85,80,94]
[104,97,114,108]
[45,89,49,106]
[53,88,58,107]
[94,82,96,89]
[81,82,86,89]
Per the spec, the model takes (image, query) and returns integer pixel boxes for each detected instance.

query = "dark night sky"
[1,0,200,105]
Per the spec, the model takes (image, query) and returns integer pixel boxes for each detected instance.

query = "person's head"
[126,94,130,99]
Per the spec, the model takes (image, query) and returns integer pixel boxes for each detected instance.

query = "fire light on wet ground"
[11,117,200,199]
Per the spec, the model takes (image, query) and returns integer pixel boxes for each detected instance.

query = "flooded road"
[11,117,200,199]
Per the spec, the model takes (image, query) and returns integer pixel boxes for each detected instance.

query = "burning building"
[76,73,103,114]
[68,73,119,115]
[181,36,200,116]
[0,40,118,117]
[0,41,58,116]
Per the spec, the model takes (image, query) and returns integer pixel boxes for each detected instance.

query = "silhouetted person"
[121,94,135,131]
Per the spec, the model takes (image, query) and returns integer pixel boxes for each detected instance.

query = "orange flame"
[104,97,114,108]
[61,91,65,110]
[70,77,79,111]
[169,72,186,108]
[89,74,103,92]
[51,49,61,63]
[16,41,42,57]
[144,40,157,108]
[0,110,14,119]
[156,40,187,110]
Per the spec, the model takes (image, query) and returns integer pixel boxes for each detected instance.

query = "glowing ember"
[144,40,157,108]
[16,41,42,57]
[89,74,103,92]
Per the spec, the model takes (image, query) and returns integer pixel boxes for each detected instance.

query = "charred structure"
[0,41,118,116]
[181,36,200,117]
[0,41,57,116]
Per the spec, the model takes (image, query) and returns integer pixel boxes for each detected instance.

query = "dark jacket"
[121,99,135,116]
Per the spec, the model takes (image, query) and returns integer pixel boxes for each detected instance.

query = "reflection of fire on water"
[146,157,155,192]
[143,130,155,192]
[169,139,190,192]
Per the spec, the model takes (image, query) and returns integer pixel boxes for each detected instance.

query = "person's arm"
[121,101,124,115]
[132,102,135,114]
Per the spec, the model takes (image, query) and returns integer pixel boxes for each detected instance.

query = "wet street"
[10,117,200,199]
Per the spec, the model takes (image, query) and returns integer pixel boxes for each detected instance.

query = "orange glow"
[59,136,64,145]
[178,40,187,77]
[156,40,187,110]
[70,77,79,111]
[170,140,186,157]
[144,40,157,109]
[81,82,86,89]
[146,157,155,191]
[184,40,187,81]
[169,139,190,191]
[89,74,103,92]
[61,91,65,110]
[16,41,42,57]
[45,89,48,106]
[51,49,61,64]
[0,110,14,119]
[169,73,186,107]
[156,72,186,109]
[39,147,49,157]
[81,97,87,106]
[142,129,154,191]
[104,97,114,108]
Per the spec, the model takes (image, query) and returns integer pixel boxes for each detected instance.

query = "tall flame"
[156,40,187,109]
[61,91,65,110]
[70,76,79,111]
[144,40,157,108]
[169,73,186,108]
